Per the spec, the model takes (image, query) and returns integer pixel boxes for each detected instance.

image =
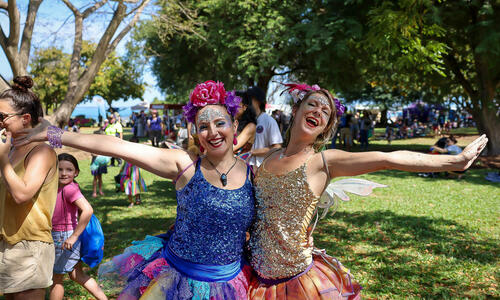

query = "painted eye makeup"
[198,124,208,131]
[306,96,331,119]
[196,107,232,130]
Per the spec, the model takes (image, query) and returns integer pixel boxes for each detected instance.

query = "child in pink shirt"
[51,153,107,300]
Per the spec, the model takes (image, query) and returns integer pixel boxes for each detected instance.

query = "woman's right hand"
[13,117,52,147]
[0,130,11,165]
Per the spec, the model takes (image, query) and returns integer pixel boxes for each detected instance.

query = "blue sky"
[0,0,163,104]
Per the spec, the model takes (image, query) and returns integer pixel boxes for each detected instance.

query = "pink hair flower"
[183,81,241,123]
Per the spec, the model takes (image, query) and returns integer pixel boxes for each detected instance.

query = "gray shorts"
[52,230,81,274]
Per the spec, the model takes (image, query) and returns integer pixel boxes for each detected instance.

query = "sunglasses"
[0,112,22,122]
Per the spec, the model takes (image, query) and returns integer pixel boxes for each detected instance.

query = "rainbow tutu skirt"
[98,235,252,299]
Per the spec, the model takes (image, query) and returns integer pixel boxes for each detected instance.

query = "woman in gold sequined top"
[247,84,488,300]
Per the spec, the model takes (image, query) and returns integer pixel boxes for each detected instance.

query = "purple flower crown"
[183,80,241,123]
[281,83,345,117]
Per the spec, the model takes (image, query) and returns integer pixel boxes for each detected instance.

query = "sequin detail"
[248,163,319,279]
[169,159,255,265]
[97,159,255,299]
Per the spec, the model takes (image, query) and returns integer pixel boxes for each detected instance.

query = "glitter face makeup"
[224,116,233,127]
[197,107,226,126]
[303,95,332,122]
[196,106,232,131]
[308,94,330,107]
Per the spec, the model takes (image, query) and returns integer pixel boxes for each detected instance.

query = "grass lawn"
[2,130,498,299]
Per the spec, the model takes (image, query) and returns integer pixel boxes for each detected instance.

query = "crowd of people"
[384,117,463,144]
[0,76,488,299]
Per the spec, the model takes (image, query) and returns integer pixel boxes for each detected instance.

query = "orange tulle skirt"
[249,252,361,300]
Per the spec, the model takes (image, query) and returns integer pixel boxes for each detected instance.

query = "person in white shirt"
[245,86,282,167]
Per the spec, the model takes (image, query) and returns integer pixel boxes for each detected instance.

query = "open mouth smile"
[305,116,319,128]
[208,137,224,148]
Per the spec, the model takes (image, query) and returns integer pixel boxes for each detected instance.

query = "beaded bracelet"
[47,125,63,148]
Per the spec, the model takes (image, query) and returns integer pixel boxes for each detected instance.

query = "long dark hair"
[235,90,257,132]
[0,76,43,126]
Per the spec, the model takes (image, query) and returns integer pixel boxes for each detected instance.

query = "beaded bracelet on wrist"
[47,125,63,148]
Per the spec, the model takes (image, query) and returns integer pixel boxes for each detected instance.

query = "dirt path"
[55,146,93,161]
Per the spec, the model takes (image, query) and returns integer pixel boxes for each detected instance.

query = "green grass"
[316,169,499,299]
[2,134,498,299]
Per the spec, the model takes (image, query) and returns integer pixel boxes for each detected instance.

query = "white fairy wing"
[318,178,387,218]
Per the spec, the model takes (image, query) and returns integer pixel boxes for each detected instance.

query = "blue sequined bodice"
[168,159,255,265]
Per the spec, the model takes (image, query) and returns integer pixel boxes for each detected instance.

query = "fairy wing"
[318,178,387,218]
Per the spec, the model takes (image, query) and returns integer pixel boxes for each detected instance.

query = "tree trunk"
[48,100,75,127]
[4,0,150,127]
[379,107,388,127]
[257,73,273,97]
[474,105,500,156]
[0,79,9,93]
[52,74,96,127]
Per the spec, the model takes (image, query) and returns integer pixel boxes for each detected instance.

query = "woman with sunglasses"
[0,76,59,299]
[15,80,255,299]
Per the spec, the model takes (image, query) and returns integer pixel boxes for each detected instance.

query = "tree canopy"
[134,0,311,100]
[1,0,151,126]
[137,0,499,154]
[30,42,144,112]
[364,0,500,153]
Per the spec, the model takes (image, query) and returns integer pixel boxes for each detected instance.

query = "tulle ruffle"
[98,235,251,299]
[249,250,361,300]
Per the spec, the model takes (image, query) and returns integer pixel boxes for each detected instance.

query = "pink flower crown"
[281,83,345,116]
[183,80,241,123]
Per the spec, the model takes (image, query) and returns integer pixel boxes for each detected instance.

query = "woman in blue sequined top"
[16,81,256,299]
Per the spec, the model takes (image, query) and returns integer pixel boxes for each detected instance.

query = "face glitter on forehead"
[196,106,228,127]
[308,94,330,107]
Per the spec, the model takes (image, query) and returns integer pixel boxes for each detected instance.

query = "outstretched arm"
[325,135,488,178]
[14,119,192,179]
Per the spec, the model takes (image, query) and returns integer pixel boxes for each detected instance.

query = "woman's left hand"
[457,134,488,170]
[12,117,52,147]
[63,234,78,251]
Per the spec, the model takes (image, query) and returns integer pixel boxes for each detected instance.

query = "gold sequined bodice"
[248,161,319,280]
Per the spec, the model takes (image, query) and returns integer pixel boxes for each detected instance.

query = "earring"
[199,145,205,153]
[233,135,237,145]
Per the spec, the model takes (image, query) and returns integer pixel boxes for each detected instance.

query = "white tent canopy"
[131,101,149,111]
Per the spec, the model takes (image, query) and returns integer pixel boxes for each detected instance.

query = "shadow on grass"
[315,210,499,298]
